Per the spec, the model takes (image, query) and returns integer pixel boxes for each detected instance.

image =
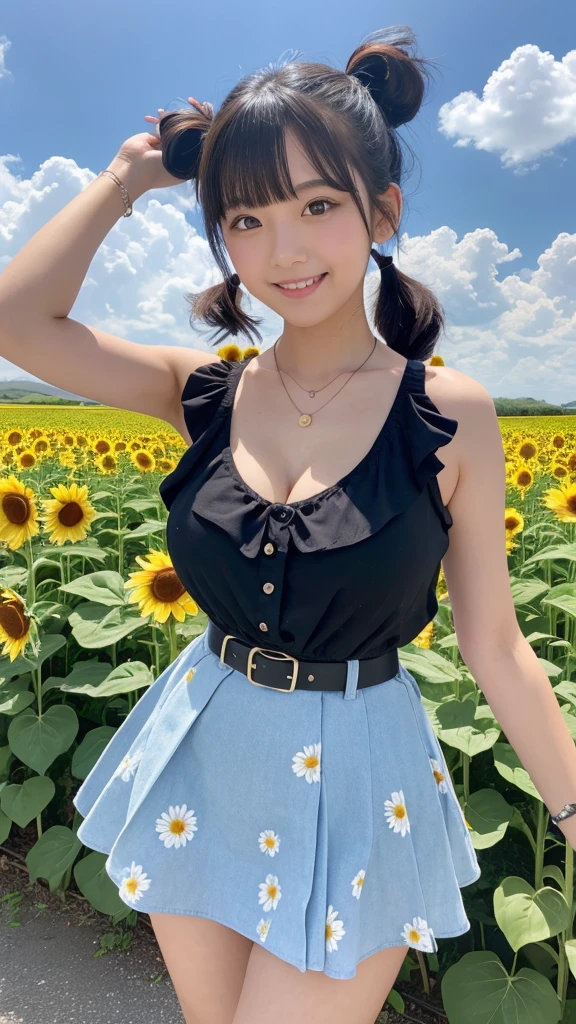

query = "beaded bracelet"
[98,169,133,217]
[551,802,576,825]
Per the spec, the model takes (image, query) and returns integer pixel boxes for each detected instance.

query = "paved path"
[0,865,184,1024]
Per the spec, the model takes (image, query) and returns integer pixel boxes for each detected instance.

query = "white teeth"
[278,274,323,290]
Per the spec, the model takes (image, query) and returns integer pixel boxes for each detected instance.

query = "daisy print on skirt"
[402,916,437,953]
[118,861,151,905]
[258,829,281,856]
[156,804,198,848]
[258,874,282,912]
[384,789,410,836]
[326,906,346,952]
[113,748,144,783]
[292,742,321,783]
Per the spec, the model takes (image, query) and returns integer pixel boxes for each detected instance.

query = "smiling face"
[220,128,401,329]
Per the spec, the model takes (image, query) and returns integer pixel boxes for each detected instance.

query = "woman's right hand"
[110,97,206,195]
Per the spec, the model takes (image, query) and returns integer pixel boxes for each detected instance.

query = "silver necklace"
[272,337,378,428]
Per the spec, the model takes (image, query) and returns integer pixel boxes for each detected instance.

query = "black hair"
[159,26,445,361]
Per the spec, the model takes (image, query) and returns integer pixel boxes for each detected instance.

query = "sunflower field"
[1,345,576,1020]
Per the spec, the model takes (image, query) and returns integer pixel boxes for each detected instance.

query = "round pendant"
[298,413,312,427]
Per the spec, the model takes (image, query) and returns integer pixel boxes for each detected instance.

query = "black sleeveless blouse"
[159,357,458,662]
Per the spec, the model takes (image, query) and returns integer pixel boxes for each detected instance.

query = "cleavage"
[228,367,400,506]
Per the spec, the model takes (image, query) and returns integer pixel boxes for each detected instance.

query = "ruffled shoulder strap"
[180,358,241,442]
[159,359,243,511]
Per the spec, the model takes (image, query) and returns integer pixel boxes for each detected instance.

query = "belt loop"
[344,659,360,700]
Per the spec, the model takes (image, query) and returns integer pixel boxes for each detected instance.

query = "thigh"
[149,912,254,1024]
[232,942,408,1024]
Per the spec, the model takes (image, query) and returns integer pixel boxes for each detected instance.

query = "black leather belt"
[206,620,400,693]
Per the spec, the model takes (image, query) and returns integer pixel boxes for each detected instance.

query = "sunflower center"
[152,567,186,603]
[2,492,30,525]
[0,600,29,640]
[58,501,84,527]
[568,495,576,515]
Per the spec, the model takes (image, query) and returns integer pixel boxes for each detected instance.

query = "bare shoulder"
[424,361,501,489]
[424,361,497,431]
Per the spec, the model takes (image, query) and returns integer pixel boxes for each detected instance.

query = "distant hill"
[493,396,576,416]
[0,377,573,414]
[0,379,99,405]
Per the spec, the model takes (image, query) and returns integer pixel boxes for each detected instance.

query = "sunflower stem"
[166,616,178,666]
[26,537,36,607]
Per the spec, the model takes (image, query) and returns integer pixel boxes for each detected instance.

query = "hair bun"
[349,53,391,114]
[158,110,206,181]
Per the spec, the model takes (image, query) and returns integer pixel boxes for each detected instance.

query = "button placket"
[257,506,292,638]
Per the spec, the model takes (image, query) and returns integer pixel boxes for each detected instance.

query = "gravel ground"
[0,845,447,1024]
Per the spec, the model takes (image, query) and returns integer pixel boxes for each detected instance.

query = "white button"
[263,582,274,594]
[264,543,275,555]
[259,622,268,632]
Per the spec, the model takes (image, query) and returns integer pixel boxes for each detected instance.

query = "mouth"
[272,273,328,298]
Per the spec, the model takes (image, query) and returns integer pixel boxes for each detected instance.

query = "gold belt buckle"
[246,647,299,692]
[219,635,299,693]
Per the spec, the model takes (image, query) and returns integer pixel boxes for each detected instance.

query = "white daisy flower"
[325,905,346,952]
[351,869,366,899]
[258,874,282,911]
[256,918,272,943]
[155,804,198,848]
[118,861,151,904]
[429,757,448,794]
[292,743,321,783]
[384,789,410,836]
[113,748,144,782]
[258,830,281,856]
[401,916,437,952]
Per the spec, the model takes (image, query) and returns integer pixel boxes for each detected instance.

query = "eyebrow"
[224,179,335,216]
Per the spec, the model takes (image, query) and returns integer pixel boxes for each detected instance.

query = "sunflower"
[550,461,569,480]
[124,550,198,623]
[413,621,434,649]
[94,452,118,474]
[39,482,98,544]
[0,587,32,662]
[130,449,156,473]
[504,508,524,535]
[242,346,261,361]
[0,475,41,550]
[92,437,113,456]
[217,343,243,362]
[515,436,539,462]
[15,450,38,471]
[542,482,576,523]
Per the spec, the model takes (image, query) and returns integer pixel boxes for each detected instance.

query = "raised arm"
[0,115,216,431]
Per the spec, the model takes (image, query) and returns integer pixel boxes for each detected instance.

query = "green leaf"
[8,705,79,774]
[441,949,561,1023]
[71,725,116,779]
[62,660,153,697]
[509,577,551,606]
[0,808,11,844]
[44,657,113,696]
[26,825,82,890]
[68,603,148,649]
[60,570,128,607]
[541,584,576,622]
[435,699,501,756]
[38,543,108,562]
[124,519,165,539]
[493,742,542,800]
[524,542,576,565]
[464,788,514,849]
[0,775,55,827]
[0,682,36,716]
[494,875,572,950]
[398,648,464,684]
[74,851,130,917]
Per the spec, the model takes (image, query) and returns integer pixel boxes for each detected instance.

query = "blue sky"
[0,0,575,401]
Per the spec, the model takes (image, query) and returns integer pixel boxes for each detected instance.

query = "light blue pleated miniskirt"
[73,629,481,981]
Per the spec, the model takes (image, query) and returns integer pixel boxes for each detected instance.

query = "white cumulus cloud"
[438,44,576,171]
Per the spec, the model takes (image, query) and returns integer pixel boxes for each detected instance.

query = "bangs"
[200,97,367,222]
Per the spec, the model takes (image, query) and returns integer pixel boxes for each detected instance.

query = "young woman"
[1,25,575,1024]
